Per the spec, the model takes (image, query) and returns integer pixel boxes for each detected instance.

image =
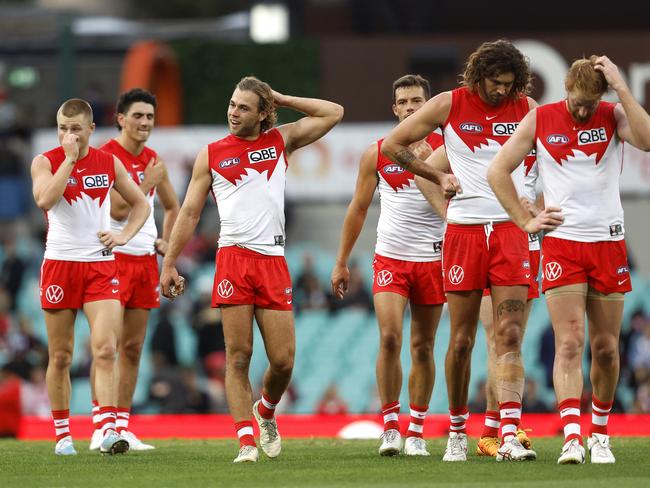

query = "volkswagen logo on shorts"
[448,265,465,285]
[217,279,234,298]
[376,270,393,287]
[46,285,64,304]
[544,262,563,281]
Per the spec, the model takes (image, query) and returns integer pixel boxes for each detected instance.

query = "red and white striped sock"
[559,397,582,445]
[449,406,469,434]
[405,404,427,438]
[481,409,500,438]
[98,406,117,437]
[590,395,613,436]
[235,420,256,447]
[381,401,400,432]
[499,401,521,442]
[52,409,71,442]
[116,408,130,434]
[91,400,101,432]
[257,392,280,420]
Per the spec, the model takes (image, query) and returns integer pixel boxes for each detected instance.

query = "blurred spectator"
[20,365,49,417]
[316,383,348,415]
[539,321,555,389]
[632,381,650,413]
[191,291,225,365]
[629,312,650,385]
[150,303,179,367]
[620,309,648,388]
[0,86,17,132]
[1,238,26,310]
[70,338,93,379]
[82,82,111,126]
[329,261,372,313]
[468,378,487,413]
[294,253,328,312]
[0,366,21,437]
[522,378,551,413]
[204,351,228,413]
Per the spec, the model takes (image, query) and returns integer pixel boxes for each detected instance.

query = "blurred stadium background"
[2,0,650,437]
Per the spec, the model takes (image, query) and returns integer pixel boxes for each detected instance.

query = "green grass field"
[1,437,649,487]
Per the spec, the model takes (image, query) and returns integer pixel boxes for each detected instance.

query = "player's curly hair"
[114,88,157,131]
[462,39,532,98]
[237,76,277,132]
[565,56,608,101]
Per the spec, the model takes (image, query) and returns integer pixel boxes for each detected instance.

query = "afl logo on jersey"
[137,171,145,183]
[67,176,78,186]
[459,122,484,133]
[547,134,569,145]
[82,174,110,189]
[248,146,277,163]
[219,157,240,169]
[578,127,607,145]
[493,122,519,136]
[383,165,405,174]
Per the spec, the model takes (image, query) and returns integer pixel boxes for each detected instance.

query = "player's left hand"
[592,56,626,92]
[97,231,127,249]
[272,90,287,108]
[154,238,168,256]
[520,197,541,217]
[522,207,564,233]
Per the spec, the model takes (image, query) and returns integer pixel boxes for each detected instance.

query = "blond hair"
[565,56,608,100]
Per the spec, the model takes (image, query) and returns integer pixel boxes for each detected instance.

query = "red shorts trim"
[114,252,160,309]
[212,246,292,311]
[442,221,530,291]
[372,254,445,305]
[528,249,541,299]
[541,237,632,294]
[39,259,119,309]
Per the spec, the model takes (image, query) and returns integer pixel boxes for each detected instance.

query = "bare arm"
[415,144,452,219]
[331,144,378,299]
[31,134,79,210]
[487,110,563,233]
[110,157,164,221]
[595,56,650,150]
[381,92,453,183]
[99,157,150,249]
[153,167,181,255]
[160,147,212,297]
[274,91,344,156]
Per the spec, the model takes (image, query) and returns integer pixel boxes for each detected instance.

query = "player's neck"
[78,146,90,159]
[116,133,145,156]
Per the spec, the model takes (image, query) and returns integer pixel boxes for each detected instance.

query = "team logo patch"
[46,285,64,304]
[219,157,240,169]
[248,146,277,163]
[492,122,519,136]
[67,176,78,186]
[459,122,484,133]
[217,279,234,298]
[376,270,393,287]
[523,259,530,269]
[617,266,629,275]
[285,287,293,305]
[448,265,464,285]
[82,174,110,189]
[547,134,569,145]
[544,262,563,281]
[111,278,120,286]
[578,127,607,145]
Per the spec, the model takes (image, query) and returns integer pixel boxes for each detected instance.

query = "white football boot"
[496,436,537,462]
[557,439,586,464]
[442,432,468,462]
[252,400,281,458]
[233,445,259,463]
[378,429,402,456]
[588,433,615,464]
[404,436,430,456]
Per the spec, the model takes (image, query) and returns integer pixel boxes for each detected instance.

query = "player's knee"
[49,349,73,371]
[556,337,583,362]
[121,339,144,363]
[592,339,619,368]
[228,349,252,372]
[450,334,474,356]
[93,343,117,363]
[411,340,433,364]
[496,321,522,351]
[270,354,294,376]
[379,331,402,356]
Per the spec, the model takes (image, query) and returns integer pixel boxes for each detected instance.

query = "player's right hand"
[160,265,183,300]
[330,264,350,299]
[523,206,564,233]
[62,133,79,162]
[143,158,164,187]
[440,173,461,199]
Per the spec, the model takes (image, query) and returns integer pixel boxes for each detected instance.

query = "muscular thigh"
[255,308,295,361]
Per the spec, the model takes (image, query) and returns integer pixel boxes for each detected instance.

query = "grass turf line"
[0,437,649,487]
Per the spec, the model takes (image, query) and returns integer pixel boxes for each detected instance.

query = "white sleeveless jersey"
[208,128,287,256]
[375,134,445,261]
[102,139,157,255]
[42,146,116,261]
[443,87,531,223]
[535,100,624,242]
[524,157,541,251]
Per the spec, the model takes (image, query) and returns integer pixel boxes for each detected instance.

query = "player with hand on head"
[160,76,343,463]
[31,98,150,455]
[488,55,650,464]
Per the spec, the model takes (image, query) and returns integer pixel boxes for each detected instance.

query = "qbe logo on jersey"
[82,174,110,189]
[45,285,64,304]
[376,270,393,287]
[448,265,464,285]
[217,279,234,298]
[492,122,519,136]
[544,262,563,281]
[248,146,277,163]
[578,127,608,145]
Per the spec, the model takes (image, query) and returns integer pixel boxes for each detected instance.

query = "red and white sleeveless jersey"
[376,133,445,261]
[443,87,530,222]
[535,100,624,242]
[208,128,287,256]
[524,156,541,251]
[101,139,157,256]
[42,146,115,261]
